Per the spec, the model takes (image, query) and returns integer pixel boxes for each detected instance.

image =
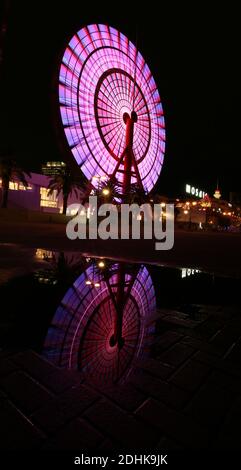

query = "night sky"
[1,0,240,199]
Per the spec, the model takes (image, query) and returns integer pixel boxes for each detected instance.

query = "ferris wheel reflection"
[42,260,156,385]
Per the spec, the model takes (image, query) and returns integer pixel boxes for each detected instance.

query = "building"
[41,161,66,176]
[0,172,81,214]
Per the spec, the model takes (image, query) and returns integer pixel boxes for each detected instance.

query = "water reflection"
[42,260,156,384]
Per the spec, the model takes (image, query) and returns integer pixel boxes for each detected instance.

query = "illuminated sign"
[185,184,207,199]
[181,268,201,278]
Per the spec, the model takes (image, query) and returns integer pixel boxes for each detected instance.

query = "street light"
[102,188,110,196]
[98,260,105,268]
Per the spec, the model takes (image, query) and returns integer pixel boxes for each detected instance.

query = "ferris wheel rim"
[58,23,165,192]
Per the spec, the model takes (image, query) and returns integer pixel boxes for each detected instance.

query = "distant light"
[94,282,100,288]
[98,260,105,268]
[184,210,188,215]
[160,202,166,208]
[85,280,92,285]
[213,188,221,199]
[102,188,110,196]
[192,202,197,206]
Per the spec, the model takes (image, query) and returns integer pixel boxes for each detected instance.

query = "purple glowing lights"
[59,24,165,192]
[43,263,156,384]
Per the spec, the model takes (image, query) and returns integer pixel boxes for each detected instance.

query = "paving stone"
[0,349,20,359]
[225,341,241,364]
[152,331,183,355]
[213,433,241,450]
[84,399,159,448]
[184,383,236,429]
[181,336,221,356]
[160,312,196,328]
[39,368,81,394]
[137,358,174,380]
[0,390,7,400]
[135,398,210,449]
[100,383,146,412]
[0,358,18,378]
[0,371,53,414]
[194,318,224,340]
[170,359,211,392]
[11,350,56,381]
[213,396,241,449]
[98,438,118,451]
[207,370,241,394]
[194,351,241,378]
[193,351,220,367]
[131,371,190,410]
[210,326,241,354]
[43,418,103,450]
[157,436,183,450]
[31,384,99,433]
[0,399,45,449]
[157,343,195,367]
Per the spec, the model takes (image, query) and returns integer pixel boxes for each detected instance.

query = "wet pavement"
[0,250,241,450]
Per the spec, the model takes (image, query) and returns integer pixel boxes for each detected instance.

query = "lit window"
[40,187,58,208]
[9,181,18,190]
[0,179,32,191]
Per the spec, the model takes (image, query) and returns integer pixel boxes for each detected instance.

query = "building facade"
[0,172,81,214]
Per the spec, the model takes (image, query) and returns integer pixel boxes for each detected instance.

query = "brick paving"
[1,303,241,450]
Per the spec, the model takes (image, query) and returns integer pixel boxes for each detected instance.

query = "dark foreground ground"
[1,212,241,452]
[1,303,241,450]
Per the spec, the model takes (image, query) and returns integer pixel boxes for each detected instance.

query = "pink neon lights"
[43,263,155,384]
[59,24,165,192]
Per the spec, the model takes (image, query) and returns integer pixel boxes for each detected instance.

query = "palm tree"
[91,176,122,205]
[125,182,148,205]
[0,156,31,208]
[48,165,85,214]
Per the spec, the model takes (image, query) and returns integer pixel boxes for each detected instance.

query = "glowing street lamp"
[98,260,105,268]
[102,188,110,196]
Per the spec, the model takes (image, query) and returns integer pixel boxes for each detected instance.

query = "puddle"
[0,246,240,386]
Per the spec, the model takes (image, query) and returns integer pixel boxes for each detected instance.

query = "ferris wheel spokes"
[59,24,165,194]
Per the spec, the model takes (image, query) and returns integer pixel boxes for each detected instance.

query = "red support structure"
[122,110,142,197]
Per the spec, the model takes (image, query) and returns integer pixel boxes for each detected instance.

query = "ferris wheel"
[59,24,165,194]
[43,262,156,385]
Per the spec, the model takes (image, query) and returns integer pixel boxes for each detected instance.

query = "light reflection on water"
[0,245,241,385]
[42,261,156,385]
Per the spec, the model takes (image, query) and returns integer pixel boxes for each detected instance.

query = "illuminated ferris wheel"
[59,24,165,194]
[43,262,156,384]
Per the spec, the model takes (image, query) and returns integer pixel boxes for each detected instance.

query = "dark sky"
[1,0,241,198]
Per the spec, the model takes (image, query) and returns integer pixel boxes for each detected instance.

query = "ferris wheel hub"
[123,111,138,124]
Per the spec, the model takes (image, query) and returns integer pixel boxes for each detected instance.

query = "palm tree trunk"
[1,179,9,208]
[63,193,68,215]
